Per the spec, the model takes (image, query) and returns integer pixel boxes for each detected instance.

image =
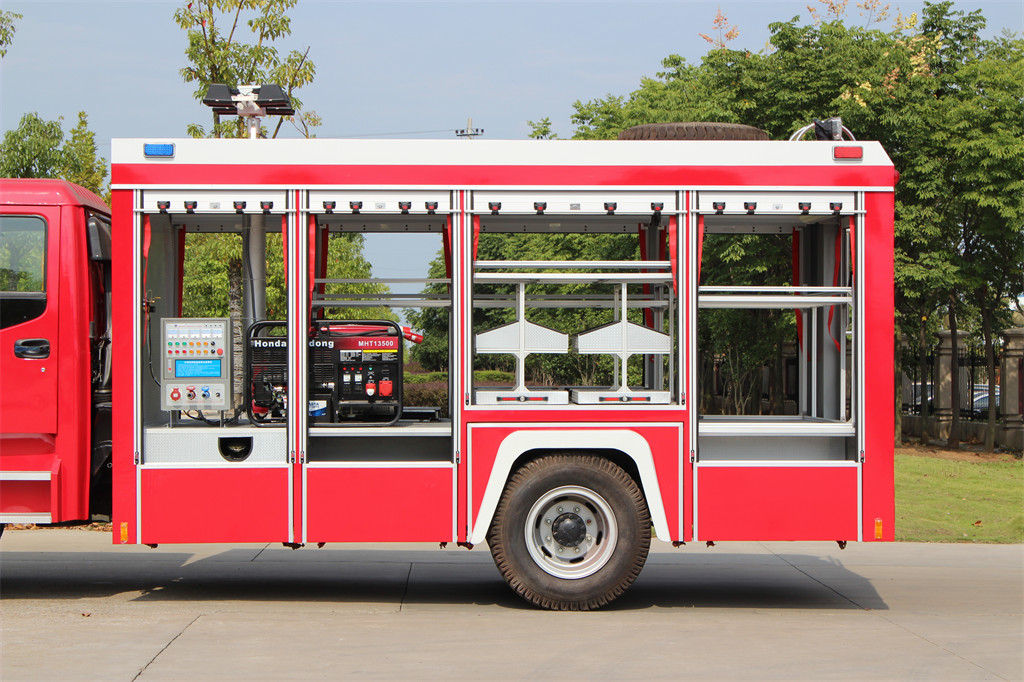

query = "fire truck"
[0,118,896,610]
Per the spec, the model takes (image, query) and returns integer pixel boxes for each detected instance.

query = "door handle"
[14,338,50,359]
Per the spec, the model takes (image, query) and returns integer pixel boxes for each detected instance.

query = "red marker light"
[833,146,863,159]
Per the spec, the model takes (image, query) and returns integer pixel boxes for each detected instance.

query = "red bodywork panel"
[140,468,289,543]
[305,467,452,542]
[113,163,896,190]
[110,190,137,542]
[466,423,684,542]
[860,191,896,541]
[0,179,108,523]
[698,466,859,540]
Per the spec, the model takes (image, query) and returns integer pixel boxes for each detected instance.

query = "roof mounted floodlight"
[202,83,295,139]
[254,84,294,115]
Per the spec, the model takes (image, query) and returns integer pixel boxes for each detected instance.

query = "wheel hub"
[525,485,618,580]
[551,512,587,547]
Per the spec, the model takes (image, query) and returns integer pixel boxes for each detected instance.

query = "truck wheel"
[487,454,650,610]
[617,121,768,140]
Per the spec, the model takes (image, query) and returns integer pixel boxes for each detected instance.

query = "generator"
[246,320,403,425]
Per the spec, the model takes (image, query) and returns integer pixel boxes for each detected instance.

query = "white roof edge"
[112,137,893,168]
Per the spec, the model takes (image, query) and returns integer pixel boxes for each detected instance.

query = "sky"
[2,0,1021,146]
[1,0,1021,288]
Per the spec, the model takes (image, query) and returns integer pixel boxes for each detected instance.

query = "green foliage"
[405,252,451,371]
[404,371,449,384]
[565,2,1023,425]
[174,0,319,139]
[314,232,394,323]
[527,117,558,140]
[0,114,64,180]
[474,370,516,383]
[182,230,391,321]
[64,113,109,199]
[699,234,795,414]
[403,380,448,413]
[181,233,240,317]
[0,112,108,197]
[403,370,515,385]
[0,9,21,58]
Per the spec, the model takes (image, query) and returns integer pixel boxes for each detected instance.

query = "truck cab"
[0,178,112,526]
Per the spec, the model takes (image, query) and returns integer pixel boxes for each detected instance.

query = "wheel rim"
[524,485,618,580]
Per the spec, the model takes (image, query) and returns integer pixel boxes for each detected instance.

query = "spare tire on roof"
[617,122,769,141]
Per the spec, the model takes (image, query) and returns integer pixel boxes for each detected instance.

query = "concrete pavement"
[1,529,1021,680]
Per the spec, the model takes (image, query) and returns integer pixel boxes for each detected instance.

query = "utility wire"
[334,128,459,138]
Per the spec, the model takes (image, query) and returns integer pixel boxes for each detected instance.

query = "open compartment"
[695,191,860,463]
[303,194,454,462]
[469,195,680,407]
[137,191,293,463]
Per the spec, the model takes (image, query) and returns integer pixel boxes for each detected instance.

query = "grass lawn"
[896,446,1024,543]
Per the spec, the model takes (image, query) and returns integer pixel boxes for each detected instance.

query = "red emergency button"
[217,348,224,355]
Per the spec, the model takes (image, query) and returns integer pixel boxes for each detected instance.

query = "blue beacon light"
[143,143,175,158]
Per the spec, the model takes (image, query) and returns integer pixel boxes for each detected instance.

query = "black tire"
[617,121,769,141]
[487,454,651,611]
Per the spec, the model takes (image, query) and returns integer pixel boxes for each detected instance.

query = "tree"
[174,0,319,139]
[182,232,391,321]
[63,113,108,196]
[0,112,108,197]
[0,9,21,58]
[564,2,1023,446]
[173,1,386,398]
[527,118,558,140]
[920,17,1024,449]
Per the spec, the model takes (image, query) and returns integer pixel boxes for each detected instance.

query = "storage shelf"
[699,286,853,310]
[476,272,673,284]
[476,260,671,270]
[699,416,855,437]
[309,421,451,437]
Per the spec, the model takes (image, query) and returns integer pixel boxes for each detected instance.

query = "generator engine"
[246,320,403,425]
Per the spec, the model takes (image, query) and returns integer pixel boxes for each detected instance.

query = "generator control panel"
[160,318,233,412]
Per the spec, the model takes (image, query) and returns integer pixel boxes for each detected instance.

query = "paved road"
[1,529,1021,681]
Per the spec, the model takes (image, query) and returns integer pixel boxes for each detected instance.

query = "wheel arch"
[470,429,670,545]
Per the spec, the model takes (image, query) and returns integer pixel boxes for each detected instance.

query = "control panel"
[160,318,233,412]
[335,336,399,404]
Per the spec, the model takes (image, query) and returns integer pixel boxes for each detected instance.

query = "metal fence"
[902,346,1001,421]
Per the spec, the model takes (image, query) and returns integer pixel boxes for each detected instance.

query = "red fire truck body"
[0,179,112,526]
[2,132,895,609]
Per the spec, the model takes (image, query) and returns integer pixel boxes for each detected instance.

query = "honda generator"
[246,320,404,425]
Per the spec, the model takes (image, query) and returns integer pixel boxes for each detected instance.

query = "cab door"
[0,208,60,438]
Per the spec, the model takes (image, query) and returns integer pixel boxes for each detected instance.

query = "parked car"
[962,389,1000,420]
[903,383,933,415]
